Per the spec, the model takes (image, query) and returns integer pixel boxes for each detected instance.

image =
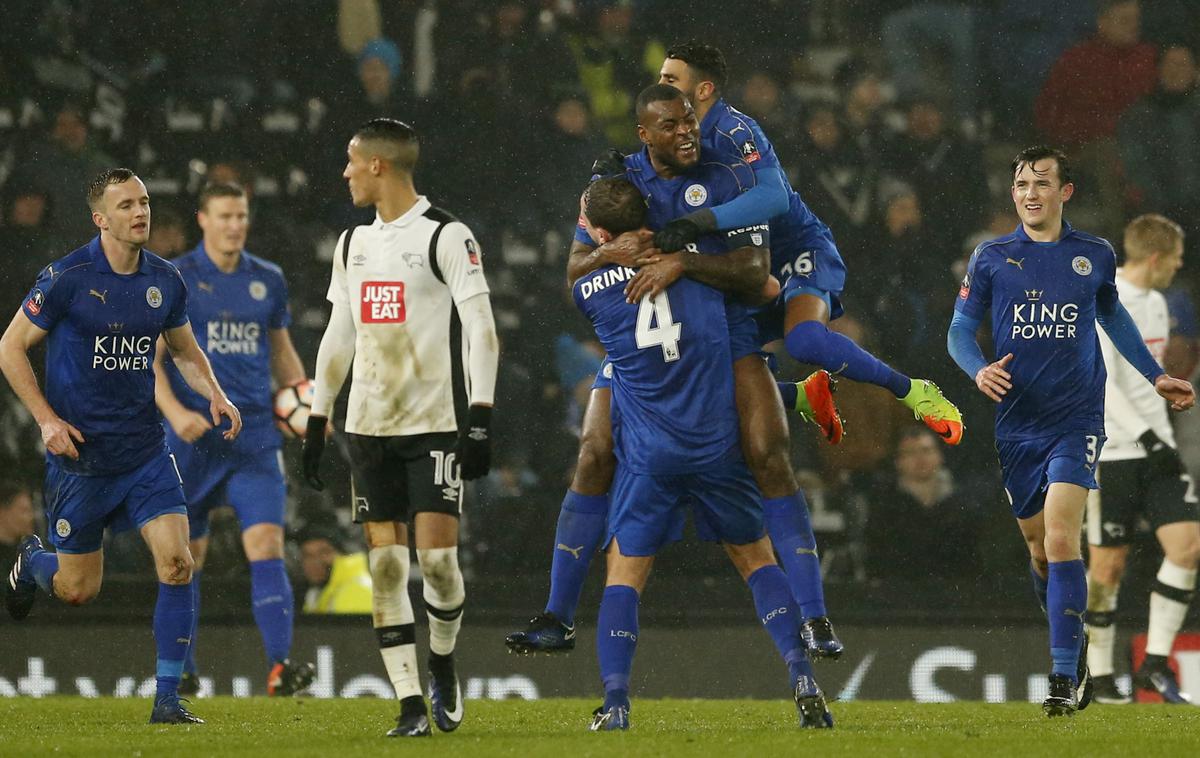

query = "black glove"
[590,148,627,179]
[301,415,328,491]
[654,217,702,253]
[1140,429,1184,479]
[456,405,492,481]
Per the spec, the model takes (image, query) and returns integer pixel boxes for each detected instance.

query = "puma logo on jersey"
[89,289,108,304]
[556,543,585,560]
[198,281,214,294]
[1006,257,1025,270]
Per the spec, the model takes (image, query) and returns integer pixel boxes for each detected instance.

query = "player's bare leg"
[365,520,428,737]
[414,512,465,731]
[784,293,962,444]
[734,354,842,659]
[1085,542,1131,703]
[141,512,203,724]
[1133,520,1200,703]
[723,536,832,729]
[591,538,653,732]
[507,387,614,655]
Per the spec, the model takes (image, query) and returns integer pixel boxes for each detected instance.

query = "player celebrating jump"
[947,147,1195,716]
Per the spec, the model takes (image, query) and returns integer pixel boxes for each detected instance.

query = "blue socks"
[597,584,639,710]
[153,582,194,699]
[545,491,609,625]
[763,492,827,619]
[784,320,910,398]
[1048,559,1087,683]
[250,558,295,664]
[183,570,201,675]
[1030,562,1049,615]
[776,381,798,410]
[747,565,814,686]
[30,550,58,596]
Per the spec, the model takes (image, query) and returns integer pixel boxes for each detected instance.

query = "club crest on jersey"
[402,253,424,269]
[465,239,480,265]
[55,519,71,538]
[249,280,267,301]
[684,184,708,207]
[741,139,761,163]
[1072,256,1092,276]
[361,281,406,323]
[603,362,613,379]
[146,286,163,308]
[959,272,971,299]
[26,289,43,315]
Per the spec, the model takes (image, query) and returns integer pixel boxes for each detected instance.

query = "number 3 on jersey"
[636,292,681,362]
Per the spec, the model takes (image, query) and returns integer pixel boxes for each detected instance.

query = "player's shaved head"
[585,177,646,236]
[352,118,419,173]
[87,167,138,211]
[665,41,728,94]
[1125,213,1183,262]
[1011,146,1071,187]
[636,84,687,122]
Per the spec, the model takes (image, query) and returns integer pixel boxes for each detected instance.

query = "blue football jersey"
[574,267,739,474]
[955,222,1118,440]
[165,244,291,451]
[21,236,189,475]
[699,98,846,294]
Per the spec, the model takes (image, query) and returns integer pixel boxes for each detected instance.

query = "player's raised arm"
[0,310,84,459]
[151,336,212,443]
[162,322,242,439]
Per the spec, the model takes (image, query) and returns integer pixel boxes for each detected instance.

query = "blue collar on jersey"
[698,97,730,138]
[87,235,152,276]
[191,241,252,274]
[1013,219,1075,243]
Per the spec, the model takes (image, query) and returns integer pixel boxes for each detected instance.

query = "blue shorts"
[167,428,286,539]
[775,235,847,322]
[997,430,1105,519]
[607,463,764,556]
[44,447,188,554]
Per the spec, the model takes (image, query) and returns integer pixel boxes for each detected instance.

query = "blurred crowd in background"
[2,0,1200,612]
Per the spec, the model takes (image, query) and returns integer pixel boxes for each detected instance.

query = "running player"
[2,168,242,724]
[1085,213,1200,704]
[579,174,832,731]
[304,119,499,737]
[947,147,1195,716]
[153,181,315,697]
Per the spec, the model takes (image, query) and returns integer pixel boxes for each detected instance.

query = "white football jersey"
[1098,270,1173,460]
[326,196,490,436]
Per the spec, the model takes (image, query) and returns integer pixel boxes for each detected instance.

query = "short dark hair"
[635,84,686,120]
[198,181,247,212]
[665,40,728,93]
[353,118,420,172]
[1011,146,1072,186]
[86,167,137,211]
[585,177,646,236]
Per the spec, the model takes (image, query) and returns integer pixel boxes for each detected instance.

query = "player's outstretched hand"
[600,230,656,269]
[654,217,701,253]
[590,148,627,178]
[211,393,242,440]
[625,254,685,304]
[301,415,328,490]
[975,353,1013,403]
[169,409,213,444]
[456,405,492,481]
[1155,374,1196,412]
[40,415,84,460]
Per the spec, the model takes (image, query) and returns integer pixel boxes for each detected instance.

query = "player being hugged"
[2,168,242,725]
[152,182,315,698]
[303,119,499,737]
[947,147,1195,717]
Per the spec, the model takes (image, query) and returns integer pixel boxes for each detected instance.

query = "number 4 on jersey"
[636,292,681,362]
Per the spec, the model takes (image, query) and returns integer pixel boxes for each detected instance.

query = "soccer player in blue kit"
[1,168,243,724]
[153,182,315,697]
[507,84,847,661]
[576,174,832,731]
[947,147,1195,716]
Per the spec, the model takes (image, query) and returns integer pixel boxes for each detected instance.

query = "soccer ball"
[274,380,315,439]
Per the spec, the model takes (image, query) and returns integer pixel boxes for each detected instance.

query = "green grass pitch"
[2,697,1199,757]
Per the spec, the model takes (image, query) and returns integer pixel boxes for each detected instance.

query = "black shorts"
[1086,458,1199,547]
[346,432,462,523]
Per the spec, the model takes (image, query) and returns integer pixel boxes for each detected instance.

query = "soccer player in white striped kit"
[1086,214,1200,704]
[303,119,499,736]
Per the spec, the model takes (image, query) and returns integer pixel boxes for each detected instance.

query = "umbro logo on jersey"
[402,253,423,269]
[1006,257,1025,270]
[89,288,108,304]
[442,486,458,502]
[352,254,367,266]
